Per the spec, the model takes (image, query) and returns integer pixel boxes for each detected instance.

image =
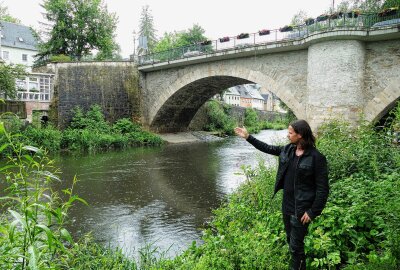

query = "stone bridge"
[138,26,400,132]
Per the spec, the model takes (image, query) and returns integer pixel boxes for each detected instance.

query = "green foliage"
[49,54,73,62]
[23,125,62,152]
[259,120,288,131]
[69,105,111,133]
[0,124,87,269]
[60,235,137,269]
[153,24,210,61]
[0,63,27,99]
[61,106,163,152]
[38,0,118,62]
[382,0,400,9]
[0,124,142,269]
[317,120,400,182]
[0,105,163,155]
[137,5,157,55]
[244,108,260,133]
[204,100,236,135]
[306,173,400,269]
[0,2,21,23]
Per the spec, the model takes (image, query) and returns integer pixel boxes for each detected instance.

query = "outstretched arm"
[234,126,283,156]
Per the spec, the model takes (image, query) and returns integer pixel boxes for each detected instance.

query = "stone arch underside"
[363,77,400,123]
[150,76,251,133]
[149,66,306,133]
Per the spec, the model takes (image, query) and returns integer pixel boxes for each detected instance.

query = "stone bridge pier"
[139,28,400,132]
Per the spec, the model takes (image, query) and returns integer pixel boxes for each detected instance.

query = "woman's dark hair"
[290,119,315,149]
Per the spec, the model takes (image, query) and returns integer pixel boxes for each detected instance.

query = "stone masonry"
[139,27,400,132]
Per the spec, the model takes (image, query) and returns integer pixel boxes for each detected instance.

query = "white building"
[222,87,241,106]
[0,21,38,71]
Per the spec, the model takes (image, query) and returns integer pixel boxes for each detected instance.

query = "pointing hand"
[234,127,249,139]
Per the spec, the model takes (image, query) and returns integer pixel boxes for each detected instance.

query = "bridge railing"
[137,10,400,66]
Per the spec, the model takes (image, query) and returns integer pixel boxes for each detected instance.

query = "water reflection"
[55,129,287,258]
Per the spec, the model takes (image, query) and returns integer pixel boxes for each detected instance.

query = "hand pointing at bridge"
[234,126,249,139]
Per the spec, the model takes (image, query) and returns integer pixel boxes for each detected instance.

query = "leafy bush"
[69,105,111,133]
[112,118,141,134]
[23,125,62,152]
[317,120,400,182]
[306,172,400,269]
[60,106,163,152]
[244,107,261,133]
[0,123,87,269]
[204,100,236,135]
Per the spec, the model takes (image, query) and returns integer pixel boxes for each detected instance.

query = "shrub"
[317,120,400,182]
[244,107,261,133]
[204,100,236,135]
[23,125,62,152]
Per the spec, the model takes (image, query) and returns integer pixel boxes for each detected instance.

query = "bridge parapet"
[138,11,400,69]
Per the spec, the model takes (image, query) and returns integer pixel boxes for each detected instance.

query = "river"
[54,129,287,259]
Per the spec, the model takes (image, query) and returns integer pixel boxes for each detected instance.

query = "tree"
[290,10,309,25]
[153,24,208,52]
[37,0,119,62]
[0,1,21,23]
[382,0,400,8]
[0,63,26,99]
[336,0,397,12]
[137,5,157,55]
[180,24,207,44]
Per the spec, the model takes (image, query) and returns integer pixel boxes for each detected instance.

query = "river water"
[55,129,287,259]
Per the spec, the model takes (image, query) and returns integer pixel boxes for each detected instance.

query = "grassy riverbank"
[1,104,399,269]
[0,105,163,157]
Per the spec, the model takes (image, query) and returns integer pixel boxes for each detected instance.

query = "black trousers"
[283,214,309,270]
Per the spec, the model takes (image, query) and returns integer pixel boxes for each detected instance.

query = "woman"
[234,119,329,270]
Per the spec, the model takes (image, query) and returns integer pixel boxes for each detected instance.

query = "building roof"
[0,21,38,51]
[236,85,252,99]
[261,94,269,101]
[225,86,240,96]
[243,84,264,100]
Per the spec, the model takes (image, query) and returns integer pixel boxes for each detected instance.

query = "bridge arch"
[363,77,400,123]
[149,65,305,132]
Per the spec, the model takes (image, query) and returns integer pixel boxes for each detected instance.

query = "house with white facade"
[222,84,265,110]
[222,87,241,106]
[0,21,55,123]
[0,20,38,71]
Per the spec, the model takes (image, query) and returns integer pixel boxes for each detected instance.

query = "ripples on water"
[55,129,287,259]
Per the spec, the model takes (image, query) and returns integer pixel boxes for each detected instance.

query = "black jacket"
[247,135,329,219]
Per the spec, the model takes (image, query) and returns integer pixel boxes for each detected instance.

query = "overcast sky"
[2,0,341,58]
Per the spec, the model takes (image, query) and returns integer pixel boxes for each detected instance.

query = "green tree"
[337,0,396,12]
[382,0,400,8]
[137,5,157,55]
[37,0,119,62]
[0,1,21,23]
[290,10,309,25]
[153,24,208,54]
[0,63,26,99]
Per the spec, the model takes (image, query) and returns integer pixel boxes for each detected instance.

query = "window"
[18,37,24,42]
[3,51,9,60]
[22,54,28,61]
